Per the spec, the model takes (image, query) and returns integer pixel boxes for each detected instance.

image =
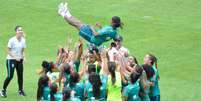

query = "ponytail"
[63,87,71,101]
[130,65,143,84]
[147,54,160,79]
[108,62,116,85]
[37,84,44,100]
[50,91,55,101]
[49,83,58,101]
[89,73,102,98]
[37,75,49,101]
[69,72,79,88]
[148,54,158,69]
[155,58,158,69]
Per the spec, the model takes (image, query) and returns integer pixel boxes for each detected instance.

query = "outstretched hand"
[78,39,83,48]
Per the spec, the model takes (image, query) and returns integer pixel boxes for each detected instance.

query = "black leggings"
[3,59,24,91]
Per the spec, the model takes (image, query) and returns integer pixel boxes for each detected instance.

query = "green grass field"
[0,0,201,101]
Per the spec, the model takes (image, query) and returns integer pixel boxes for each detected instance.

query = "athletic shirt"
[87,61,101,74]
[66,97,81,101]
[47,72,60,83]
[123,81,141,101]
[48,92,62,101]
[118,46,129,56]
[107,72,122,101]
[80,74,89,84]
[68,83,85,101]
[85,75,108,101]
[64,73,71,87]
[149,65,160,97]
[141,81,151,101]
[73,59,81,72]
[139,71,147,96]
[7,36,26,59]
[41,86,51,100]
[108,71,121,88]
[91,25,117,46]
[122,74,130,86]
[108,47,118,62]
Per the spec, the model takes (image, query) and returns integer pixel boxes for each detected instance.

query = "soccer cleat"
[64,2,72,17]
[58,2,67,17]
[64,2,68,9]
[58,2,71,18]
[58,3,64,16]
[18,90,26,96]
[0,90,7,98]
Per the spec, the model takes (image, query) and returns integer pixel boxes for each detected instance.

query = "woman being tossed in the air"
[58,2,123,46]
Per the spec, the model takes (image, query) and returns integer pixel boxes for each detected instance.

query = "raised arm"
[100,50,110,75]
[93,50,101,63]
[126,65,135,73]
[55,47,63,65]
[116,53,131,78]
[75,39,83,60]
[79,55,87,77]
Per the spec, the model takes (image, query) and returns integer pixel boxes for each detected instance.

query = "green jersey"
[91,25,117,46]
[149,65,160,97]
[64,73,71,87]
[66,97,81,101]
[107,72,122,101]
[68,83,85,101]
[73,59,80,72]
[87,61,101,74]
[141,81,150,101]
[48,92,62,101]
[85,75,108,101]
[42,86,50,100]
[123,81,141,101]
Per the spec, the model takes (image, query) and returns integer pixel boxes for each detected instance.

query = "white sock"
[65,10,72,17]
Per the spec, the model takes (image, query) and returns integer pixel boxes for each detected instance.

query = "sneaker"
[0,90,7,98]
[18,90,26,96]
